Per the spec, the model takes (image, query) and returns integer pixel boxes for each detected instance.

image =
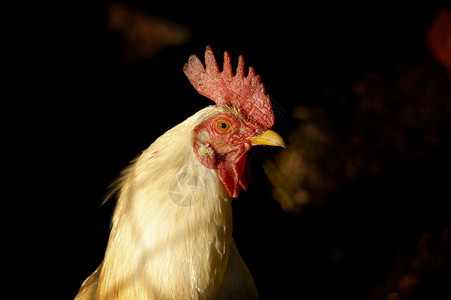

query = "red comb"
[183,45,275,130]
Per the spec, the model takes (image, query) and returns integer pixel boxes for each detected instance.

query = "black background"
[21,1,451,299]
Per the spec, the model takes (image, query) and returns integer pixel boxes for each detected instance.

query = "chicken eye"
[216,120,231,132]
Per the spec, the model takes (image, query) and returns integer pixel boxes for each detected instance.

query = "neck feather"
[98,107,234,299]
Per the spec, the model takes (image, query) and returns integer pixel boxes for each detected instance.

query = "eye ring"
[216,120,231,132]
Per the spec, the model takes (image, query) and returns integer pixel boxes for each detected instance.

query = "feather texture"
[76,106,257,299]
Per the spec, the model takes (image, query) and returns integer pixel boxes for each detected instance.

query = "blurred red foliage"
[427,9,451,73]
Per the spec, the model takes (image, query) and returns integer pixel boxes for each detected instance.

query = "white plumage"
[76,106,258,299]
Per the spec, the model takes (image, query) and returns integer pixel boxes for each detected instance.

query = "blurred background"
[33,1,451,299]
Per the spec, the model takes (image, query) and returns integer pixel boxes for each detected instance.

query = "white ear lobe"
[198,144,214,158]
[197,129,210,144]
[196,130,214,158]
[193,141,217,169]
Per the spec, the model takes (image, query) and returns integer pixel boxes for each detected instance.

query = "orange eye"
[216,120,231,132]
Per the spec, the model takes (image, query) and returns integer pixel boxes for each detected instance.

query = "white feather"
[76,106,257,299]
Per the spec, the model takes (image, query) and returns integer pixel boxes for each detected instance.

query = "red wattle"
[217,143,251,198]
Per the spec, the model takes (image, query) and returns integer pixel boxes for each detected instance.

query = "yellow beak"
[247,130,286,148]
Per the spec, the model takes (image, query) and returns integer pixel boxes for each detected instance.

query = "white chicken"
[75,46,285,299]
